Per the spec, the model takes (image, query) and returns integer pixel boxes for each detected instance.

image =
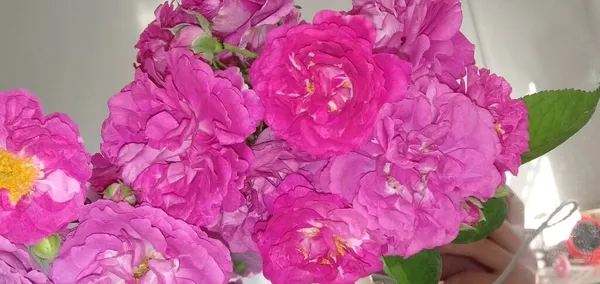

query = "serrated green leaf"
[453,198,507,244]
[383,250,442,284]
[521,88,600,164]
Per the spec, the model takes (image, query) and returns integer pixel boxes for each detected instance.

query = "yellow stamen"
[334,236,347,256]
[133,256,150,279]
[495,123,505,135]
[0,149,36,204]
[342,80,352,88]
[299,248,309,259]
[308,61,316,69]
[305,79,315,96]
[321,258,332,265]
[328,101,338,112]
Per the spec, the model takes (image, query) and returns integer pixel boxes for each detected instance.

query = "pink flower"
[461,200,482,226]
[322,77,502,256]
[136,2,198,86]
[101,48,263,227]
[250,10,411,157]
[465,67,529,175]
[351,0,475,89]
[49,201,232,284]
[0,235,50,283]
[0,90,90,245]
[182,0,298,51]
[256,178,384,284]
[89,153,120,193]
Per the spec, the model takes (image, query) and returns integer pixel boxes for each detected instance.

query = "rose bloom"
[0,90,90,245]
[256,176,384,284]
[101,48,263,227]
[49,201,232,284]
[136,2,199,86]
[465,66,529,175]
[250,10,410,157]
[0,235,50,283]
[321,77,502,256]
[181,0,299,52]
[351,0,475,89]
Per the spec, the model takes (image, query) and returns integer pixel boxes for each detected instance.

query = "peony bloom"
[256,177,384,284]
[0,90,90,245]
[321,77,502,256]
[49,201,232,284]
[182,0,298,52]
[101,48,263,227]
[351,0,475,89]
[465,66,529,175]
[250,10,411,157]
[136,2,199,86]
[0,235,51,283]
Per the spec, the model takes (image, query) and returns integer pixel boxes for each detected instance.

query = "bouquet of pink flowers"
[1,0,598,283]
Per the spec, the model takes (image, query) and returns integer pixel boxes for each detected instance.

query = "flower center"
[133,256,150,279]
[495,123,505,135]
[0,149,36,204]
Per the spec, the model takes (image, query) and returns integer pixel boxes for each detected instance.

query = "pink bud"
[171,25,206,48]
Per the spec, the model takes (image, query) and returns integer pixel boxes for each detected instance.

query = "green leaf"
[383,250,442,284]
[453,198,507,244]
[183,9,213,36]
[521,87,600,164]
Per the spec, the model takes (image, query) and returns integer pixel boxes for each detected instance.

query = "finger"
[504,189,525,227]
[489,222,522,254]
[440,240,513,272]
[444,272,498,284]
[441,255,488,280]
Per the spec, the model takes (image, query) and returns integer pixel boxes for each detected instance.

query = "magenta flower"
[136,2,198,86]
[89,153,120,194]
[250,10,411,157]
[182,0,298,51]
[101,48,263,227]
[256,177,384,284]
[0,90,90,245]
[351,0,475,89]
[0,235,50,283]
[465,66,529,175]
[322,77,502,256]
[49,201,232,284]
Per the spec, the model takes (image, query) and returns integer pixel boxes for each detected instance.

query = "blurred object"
[567,215,600,265]
[538,266,600,284]
[553,254,571,278]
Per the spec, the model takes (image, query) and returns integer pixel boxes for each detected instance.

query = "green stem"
[223,43,258,59]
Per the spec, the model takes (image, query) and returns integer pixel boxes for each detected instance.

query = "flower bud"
[103,183,136,205]
[31,234,61,260]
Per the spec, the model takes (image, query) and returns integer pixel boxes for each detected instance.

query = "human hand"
[439,222,537,283]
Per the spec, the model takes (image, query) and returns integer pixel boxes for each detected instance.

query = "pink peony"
[250,10,411,157]
[182,0,298,51]
[101,48,263,227]
[465,66,529,175]
[351,0,475,89]
[322,77,502,256]
[256,177,384,284]
[0,235,50,283]
[49,201,232,284]
[0,90,90,245]
[136,2,198,86]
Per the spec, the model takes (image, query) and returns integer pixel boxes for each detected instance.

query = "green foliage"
[383,250,442,284]
[521,88,600,164]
